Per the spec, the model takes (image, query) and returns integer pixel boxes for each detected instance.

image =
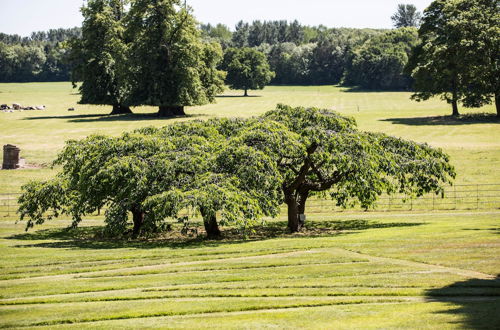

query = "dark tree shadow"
[7,219,422,250]
[342,86,409,93]
[463,227,500,235]
[426,276,500,329]
[216,95,262,98]
[22,113,207,123]
[381,113,499,126]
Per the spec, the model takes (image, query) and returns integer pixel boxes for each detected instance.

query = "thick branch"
[283,143,318,193]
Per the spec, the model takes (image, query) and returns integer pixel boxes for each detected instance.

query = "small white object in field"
[35,105,45,110]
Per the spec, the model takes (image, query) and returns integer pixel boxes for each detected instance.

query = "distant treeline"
[1,22,418,90]
[0,28,81,82]
[202,21,418,90]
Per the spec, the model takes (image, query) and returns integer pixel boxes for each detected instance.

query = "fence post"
[6,194,10,217]
[477,184,479,210]
[454,185,457,210]
[432,193,435,211]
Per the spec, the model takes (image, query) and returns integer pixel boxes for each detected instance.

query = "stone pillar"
[2,145,21,169]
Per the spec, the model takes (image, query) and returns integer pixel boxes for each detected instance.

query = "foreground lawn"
[0,82,499,194]
[0,212,498,328]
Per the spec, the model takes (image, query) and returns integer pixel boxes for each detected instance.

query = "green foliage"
[126,0,225,110]
[0,28,79,82]
[69,0,130,110]
[17,118,293,237]
[408,0,499,116]
[343,28,419,90]
[391,4,422,28]
[200,23,233,48]
[263,104,455,232]
[222,47,275,96]
[451,0,499,114]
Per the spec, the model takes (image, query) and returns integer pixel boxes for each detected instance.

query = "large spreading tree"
[452,0,499,117]
[18,106,456,237]
[263,105,455,232]
[126,0,225,117]
[222,47,275,96]
[69,0,132,115]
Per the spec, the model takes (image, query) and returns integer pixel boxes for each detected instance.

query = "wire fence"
[1,184,500,219]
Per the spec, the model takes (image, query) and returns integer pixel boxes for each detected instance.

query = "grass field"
[0,82,499,328]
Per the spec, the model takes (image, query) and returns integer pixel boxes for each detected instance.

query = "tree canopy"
[262,105,455,232]
[69,0,132,114]
[19,104,456,237]
[125,0,225,117]
[407,0,499,116]
[222,47,275,96]
[391,4,422,28]
[343,28,419,90]
[18,118,294,238]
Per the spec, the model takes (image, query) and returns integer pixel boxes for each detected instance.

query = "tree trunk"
[451,78,460,117]
[132,209,145,239]
[286,194,301,233]
[297,191,309,228]
[158,106,185,117]
[451,99,459,117]
[496,93,499,118]
[111,104,132,115]
[244,88,248,97]
[200,208,221,239]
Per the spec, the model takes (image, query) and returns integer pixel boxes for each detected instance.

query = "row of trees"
[1,1,497,116]
[18,105,455,238]
[0,9,419,90]
[70,0,225,116]
[0,28,80,82]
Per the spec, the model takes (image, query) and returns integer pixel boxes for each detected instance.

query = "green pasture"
[0,212,498,328]
[0,82,499,328]
[0,82,499,194]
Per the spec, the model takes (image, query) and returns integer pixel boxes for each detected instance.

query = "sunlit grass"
[0,82,499,328]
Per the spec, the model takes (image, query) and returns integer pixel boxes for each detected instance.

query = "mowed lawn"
[0,82,499,328]
[0,213,498,328]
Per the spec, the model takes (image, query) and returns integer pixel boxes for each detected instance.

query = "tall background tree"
[407,0,466,116]
[391,4,422,28]
[126,0,225,117]
[69,0,132,115]
[222,47,275,96]
[453,0,499,117]
[407,0,499,117]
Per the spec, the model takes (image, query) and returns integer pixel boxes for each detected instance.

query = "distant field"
[0,82,499,328]
[1,82,499,194]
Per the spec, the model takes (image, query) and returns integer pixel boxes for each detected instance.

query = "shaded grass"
[381,112,500,126]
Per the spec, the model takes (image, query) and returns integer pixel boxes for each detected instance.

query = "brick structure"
[2,145,22,169]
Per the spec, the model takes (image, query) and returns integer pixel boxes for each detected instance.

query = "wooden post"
[477,184,479,210]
